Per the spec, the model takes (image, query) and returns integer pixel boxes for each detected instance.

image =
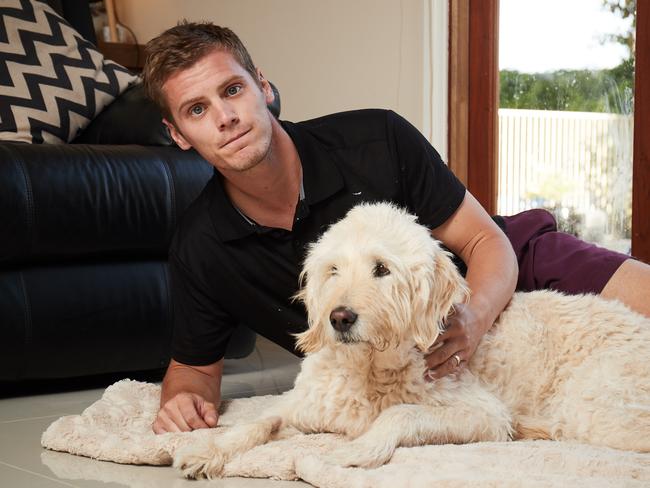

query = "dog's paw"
[173,445,227,480]
[320,442,393,469]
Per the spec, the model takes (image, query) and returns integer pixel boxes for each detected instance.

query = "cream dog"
[175,202,650,479]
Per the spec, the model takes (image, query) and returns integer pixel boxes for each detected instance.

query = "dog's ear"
[410,245,469,351]
[294,321,327,354]
[292,267,329,354]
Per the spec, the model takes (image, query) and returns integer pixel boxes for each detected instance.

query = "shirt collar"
[281,119,344,206]
[209,119,344,242]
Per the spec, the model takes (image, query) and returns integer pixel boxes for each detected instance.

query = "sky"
[499,0,634,73]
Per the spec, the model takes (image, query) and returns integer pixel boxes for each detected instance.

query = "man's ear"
[256,69,274,105]
[162,118,192,150]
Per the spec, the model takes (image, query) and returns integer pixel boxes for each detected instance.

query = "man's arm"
[152,358,223,434]
[425,191,518,378]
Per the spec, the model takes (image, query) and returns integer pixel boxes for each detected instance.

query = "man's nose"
[213,102,238,130]
[329,306,358,332]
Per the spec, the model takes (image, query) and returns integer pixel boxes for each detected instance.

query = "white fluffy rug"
[41,379,650,488]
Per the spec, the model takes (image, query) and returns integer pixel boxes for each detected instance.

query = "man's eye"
[226,85,242,96]
[190,105,204,116]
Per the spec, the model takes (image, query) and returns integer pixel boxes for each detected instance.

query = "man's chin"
[218,152,264,173]
[227,142,273,172]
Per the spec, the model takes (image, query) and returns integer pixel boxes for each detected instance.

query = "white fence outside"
[497,108,633,252]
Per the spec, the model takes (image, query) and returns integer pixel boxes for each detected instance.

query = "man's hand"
[152,392,218,434]
[153,358,223,434]
[423,303,487,381]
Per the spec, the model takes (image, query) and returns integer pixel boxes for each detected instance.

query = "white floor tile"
[0,389,103,423]
[0,460,78,487]
[0,336,308,487]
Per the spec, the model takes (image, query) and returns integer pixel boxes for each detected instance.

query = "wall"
[114,0,446,156]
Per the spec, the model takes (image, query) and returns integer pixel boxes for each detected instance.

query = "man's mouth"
[221,129,251,148]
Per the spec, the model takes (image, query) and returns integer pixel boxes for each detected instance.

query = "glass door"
[497,0,635,254]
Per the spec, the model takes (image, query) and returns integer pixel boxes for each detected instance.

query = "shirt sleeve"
[386,110,466,228]
[168,249,237,365]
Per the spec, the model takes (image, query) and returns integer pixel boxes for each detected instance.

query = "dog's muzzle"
[329,306,358,333]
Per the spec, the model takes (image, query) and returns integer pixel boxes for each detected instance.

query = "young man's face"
[162,49,275,174]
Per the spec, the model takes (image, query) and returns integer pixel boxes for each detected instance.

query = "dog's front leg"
[174,415,283,479]
[322,395,513,468]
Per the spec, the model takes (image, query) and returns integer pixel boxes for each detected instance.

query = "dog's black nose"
[329,306,358,332]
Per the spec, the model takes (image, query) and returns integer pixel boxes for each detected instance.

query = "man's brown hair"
[142,21,258,121]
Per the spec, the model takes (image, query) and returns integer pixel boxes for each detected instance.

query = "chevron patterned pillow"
[0,0,139,144]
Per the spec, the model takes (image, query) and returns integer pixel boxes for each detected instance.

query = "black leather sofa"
[0,1,280,382]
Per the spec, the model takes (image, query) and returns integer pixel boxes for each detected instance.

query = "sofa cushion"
[74,83,173,146]
[0,0,138,144]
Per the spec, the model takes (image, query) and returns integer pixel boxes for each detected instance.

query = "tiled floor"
[0,336,310,487]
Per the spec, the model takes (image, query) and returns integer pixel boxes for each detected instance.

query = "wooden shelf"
[97,40,146,71]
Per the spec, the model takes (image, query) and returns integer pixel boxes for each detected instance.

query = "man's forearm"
[463,231,518,332]
[160,359,223,407]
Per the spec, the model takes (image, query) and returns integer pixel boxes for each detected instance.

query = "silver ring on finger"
[452,354,461,367]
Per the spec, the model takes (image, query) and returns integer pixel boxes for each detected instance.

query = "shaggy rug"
[41,379,650,488]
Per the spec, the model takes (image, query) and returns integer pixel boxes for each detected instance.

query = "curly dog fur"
[175,202,650,479]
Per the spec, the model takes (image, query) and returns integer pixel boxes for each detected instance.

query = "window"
[448,0,649,261]
[498,0,635,253]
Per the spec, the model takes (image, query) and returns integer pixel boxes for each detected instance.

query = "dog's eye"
[373,261,390,277]
[329,265,338,276]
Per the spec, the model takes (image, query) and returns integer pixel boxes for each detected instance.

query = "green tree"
[601,0,636,59]
[500,67,632,113]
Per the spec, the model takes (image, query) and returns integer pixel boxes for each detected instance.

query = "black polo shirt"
[169,109,466,365]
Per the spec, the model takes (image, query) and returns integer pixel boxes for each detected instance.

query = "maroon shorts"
[501,209,628,294]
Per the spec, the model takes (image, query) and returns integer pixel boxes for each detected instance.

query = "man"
[142,21,650,434]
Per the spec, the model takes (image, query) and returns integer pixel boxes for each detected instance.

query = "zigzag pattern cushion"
[0,0,138,144]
